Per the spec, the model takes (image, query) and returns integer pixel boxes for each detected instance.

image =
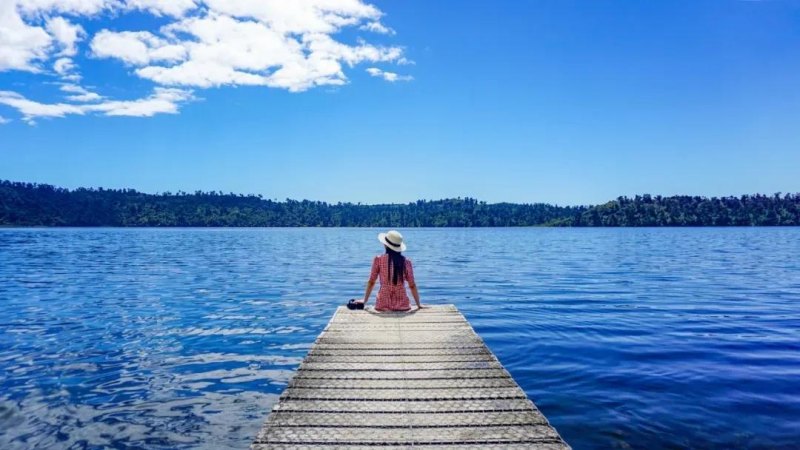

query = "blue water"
[1,228,799,449]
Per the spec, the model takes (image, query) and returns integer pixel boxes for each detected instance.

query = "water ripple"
[1,227,799,449]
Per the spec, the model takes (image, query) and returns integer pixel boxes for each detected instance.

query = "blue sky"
[1,0,799,205]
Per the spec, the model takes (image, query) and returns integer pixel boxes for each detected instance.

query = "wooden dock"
[252,305,570,449]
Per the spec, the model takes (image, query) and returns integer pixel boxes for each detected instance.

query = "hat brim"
[378,233,407,252]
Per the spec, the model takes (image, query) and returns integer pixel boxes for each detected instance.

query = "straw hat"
[378,230,406,252]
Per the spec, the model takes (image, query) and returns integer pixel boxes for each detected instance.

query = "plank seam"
[255,439,566,445]
[269,408,536,414]
[262,423,549,429]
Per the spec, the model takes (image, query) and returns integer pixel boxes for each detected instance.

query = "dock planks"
[252,304,570,449]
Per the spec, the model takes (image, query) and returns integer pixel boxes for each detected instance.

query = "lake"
[0,228,798,449]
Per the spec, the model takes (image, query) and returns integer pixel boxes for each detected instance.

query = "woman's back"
[369,253,416,311]
[358,230,423,311]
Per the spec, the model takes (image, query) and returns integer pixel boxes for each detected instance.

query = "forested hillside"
[552,194,800,226]
[1,180,798,227]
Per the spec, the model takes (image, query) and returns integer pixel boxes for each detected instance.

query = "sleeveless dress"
[369,254,416,311]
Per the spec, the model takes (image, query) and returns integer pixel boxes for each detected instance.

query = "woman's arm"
[405,259,424,308]
[409,283,424,309]
[359,257,380,304]
[361,279,376,304]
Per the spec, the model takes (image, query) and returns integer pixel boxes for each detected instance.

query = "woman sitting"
[357,230,424,311]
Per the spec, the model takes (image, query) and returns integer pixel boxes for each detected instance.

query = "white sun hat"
[378,230,407,252]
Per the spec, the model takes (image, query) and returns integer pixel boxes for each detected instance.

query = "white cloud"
[91,30,187,65]
[124,0,197,17]
[60,83,85,94]
[0,115,10,124]
[0,90,85,120]
[141,11,401,91]
[202,0,382,34]
[16,0,113,17]
[128,14,295,87]
[52,57,82,82]
[46,17,85,56]
[360,21,394,35]
[0,0,410,121]
[136,61,268,88]
[0,88,192,122]
[66,92,102,101]
[0,1,52,71]
[19,0,197,17]
[60,83,103,102]
[86,87,193,116]
[53,57,76,74]
[366,67,411,82]
[99,4,407,92]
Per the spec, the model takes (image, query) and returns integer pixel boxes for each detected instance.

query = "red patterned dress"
[369,254,416,311]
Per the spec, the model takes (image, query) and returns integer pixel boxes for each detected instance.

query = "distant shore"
[2,180,799,227]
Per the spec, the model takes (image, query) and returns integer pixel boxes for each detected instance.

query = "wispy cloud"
[0,0,411,122]
[0,88,194,123]
[366,67,413,82]
[0,115,10,124]
[59,83,104,102]
[360,21,395,35]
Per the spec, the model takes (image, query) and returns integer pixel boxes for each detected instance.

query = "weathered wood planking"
[252,305,570,449]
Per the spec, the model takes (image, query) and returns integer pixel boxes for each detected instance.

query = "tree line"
[1,180,798,227]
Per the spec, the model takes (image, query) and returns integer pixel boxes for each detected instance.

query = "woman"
[357,230,424,311]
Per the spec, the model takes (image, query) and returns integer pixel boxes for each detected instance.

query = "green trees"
[557,194,800,226]
[0,180,798,227]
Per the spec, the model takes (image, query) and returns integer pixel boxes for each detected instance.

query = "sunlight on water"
[1,228,799,449]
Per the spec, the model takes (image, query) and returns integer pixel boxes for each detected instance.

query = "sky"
[1,0,799,206]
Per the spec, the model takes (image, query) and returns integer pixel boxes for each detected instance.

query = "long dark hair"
[385,246,406,285]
